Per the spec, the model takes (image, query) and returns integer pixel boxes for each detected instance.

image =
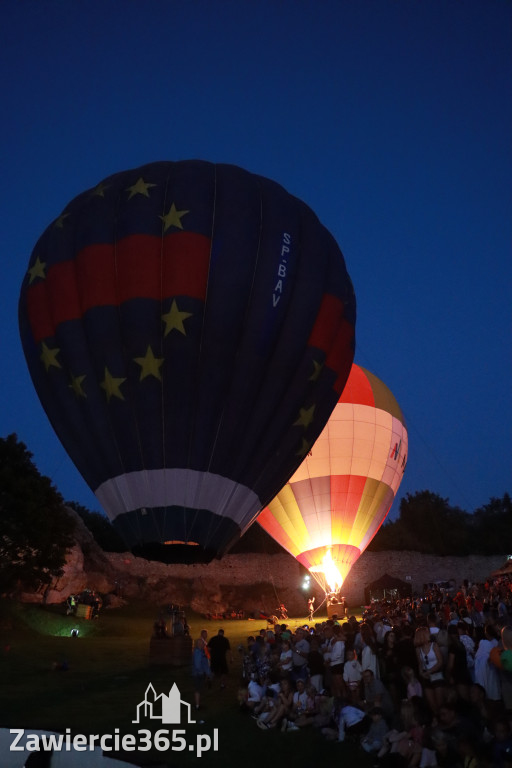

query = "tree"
[472,494,512,555]
[369,490,472,555]
[229,521,288,554]
[66,500,126,552]
[0,434,75,594]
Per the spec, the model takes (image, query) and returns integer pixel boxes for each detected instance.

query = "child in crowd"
[361,706,388,754]
[402,665,423,699]
[343,647,363,704]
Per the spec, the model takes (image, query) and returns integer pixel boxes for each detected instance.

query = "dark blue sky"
[2,0,510,521]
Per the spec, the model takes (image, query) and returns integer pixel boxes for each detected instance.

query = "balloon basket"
[75,604,92,620]
[327,603,343,620]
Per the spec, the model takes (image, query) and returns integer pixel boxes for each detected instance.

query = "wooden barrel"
[149,634,192,666]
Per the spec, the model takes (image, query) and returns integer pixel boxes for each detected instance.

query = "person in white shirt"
[278,639,293,676]
[343,648,363,704]
[321,698,368,742]
[324,624,345,697]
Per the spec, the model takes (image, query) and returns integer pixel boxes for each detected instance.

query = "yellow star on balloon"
[294,404,316,429]
[91,182,109,198]
[54,212,70,229]
[100,367,126,402]
[296,437,313,458]
[69,374,87,398]
[160,202,189,231]
[40,342,61,371]
[309,359,323,382]
[28,256,47,284]
[134,346,164,381]
[126,177,157,199]
[162,299,193,336]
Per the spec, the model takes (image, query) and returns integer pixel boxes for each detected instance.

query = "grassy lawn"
[0,600,373,767]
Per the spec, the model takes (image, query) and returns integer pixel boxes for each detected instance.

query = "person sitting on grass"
[282,678,309,731]
[251,674,281,721]
[360,705,389,755]
[361,668,394,722]
[292,682,321,728]
[257,678,293,730]
[238,673,265,713]
[377,697,425,766]
[321,696,369,743]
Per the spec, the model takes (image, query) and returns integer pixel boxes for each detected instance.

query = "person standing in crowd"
[307,636,325,694]
[291,626,310,682]
[474,623,501,705]
[445,623,472,702]
[278,638,293,677]
[360,622,380,679]
[192,635,211,710]
[344,647,363,694]
[379,628,401,709]
[325,624,346,697]
[208,628,233,689]
[457,621,476,681]
[415,625,445,715]
[404,665,424,700]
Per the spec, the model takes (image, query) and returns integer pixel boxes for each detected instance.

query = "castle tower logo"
[132,683,195,725]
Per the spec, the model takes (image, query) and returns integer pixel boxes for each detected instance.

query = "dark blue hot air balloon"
[18,161,356,562]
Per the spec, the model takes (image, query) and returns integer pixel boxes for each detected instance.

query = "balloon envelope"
[257,364,408,589]
[18,161,356,562]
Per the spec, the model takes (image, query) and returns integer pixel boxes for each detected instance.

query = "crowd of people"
[65,588,102,618]
[234,575,512,767]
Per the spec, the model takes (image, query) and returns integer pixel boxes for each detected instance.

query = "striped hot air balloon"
[18,161,356,562]
[257,364,408,591]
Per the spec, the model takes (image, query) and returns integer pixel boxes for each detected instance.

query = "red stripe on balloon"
[26,231,211,344]
[307,293,344,351]
[339,364,375,406]
[331,474,367,528]
[307,294,354,390]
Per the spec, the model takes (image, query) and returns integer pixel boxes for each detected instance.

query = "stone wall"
[340,549,506,604]
[34,509,506,613]
[104,550,306,615]
[102,549,505,611]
